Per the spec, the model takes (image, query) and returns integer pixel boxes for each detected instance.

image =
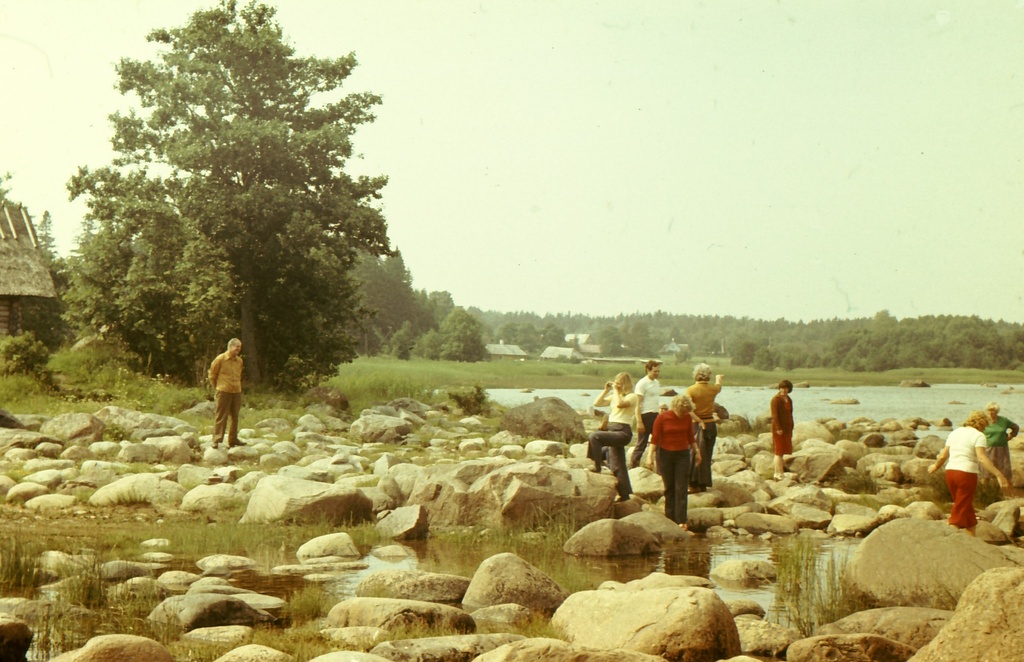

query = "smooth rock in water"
[355,569,470,604]
[552,586,741,661]
[463,553,569,614]
[48,634,173,662]
[325,597,474,634]
[562,519,661,557]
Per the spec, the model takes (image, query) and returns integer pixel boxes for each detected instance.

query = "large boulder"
[815,606,951,651]
[349,414,412,444]
[48,634,173,662]
[88,473,187,508]
[325,597,475,633]
[499,397,585,443]
[845,518,1023,608]
[413,461,615,529]
[148,594,275,631]
[238,476,373,525]
[473,637,665,662]
[552,586,741,661]
[39,412,105,444]
[908,567,1024,661]
[562,519,661,557]
[786,634,917,662]
[463,553,569,614]
[356,570,470,604]
[0,614,32,662]
[368,634,523,661]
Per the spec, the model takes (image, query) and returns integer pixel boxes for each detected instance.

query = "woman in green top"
[982,402,1018,484]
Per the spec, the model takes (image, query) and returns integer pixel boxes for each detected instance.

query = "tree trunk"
[239,288,261,385]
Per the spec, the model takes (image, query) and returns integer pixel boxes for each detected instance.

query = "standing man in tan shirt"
[209,338,243,448]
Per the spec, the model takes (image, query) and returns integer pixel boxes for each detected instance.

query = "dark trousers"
[629,411,659,468]
[588,422,633,500]
[690,421,717,489]
[658,447,692,524]
[214,390,241,445]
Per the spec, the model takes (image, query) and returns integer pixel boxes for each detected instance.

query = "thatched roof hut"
[0,202,57,336]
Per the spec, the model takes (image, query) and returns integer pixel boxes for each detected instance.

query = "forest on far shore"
[353,253,1024,373]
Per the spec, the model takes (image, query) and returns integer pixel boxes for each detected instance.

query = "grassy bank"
[334,356,1024,392]
[2,347,1022,418]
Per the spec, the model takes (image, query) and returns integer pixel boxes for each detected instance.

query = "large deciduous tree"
[65,1,389,386]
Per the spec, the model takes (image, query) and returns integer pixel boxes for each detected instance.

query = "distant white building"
[661,340,689,354]
[540,346,584,361]
[485,342,528,360]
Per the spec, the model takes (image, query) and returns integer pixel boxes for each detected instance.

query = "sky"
[2,1,1024,323]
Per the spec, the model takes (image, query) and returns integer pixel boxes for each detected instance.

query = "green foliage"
[65,0,389,387]
[352,251,438,356]
[437,308,486,362]
[0,532,45,594]
[0,332,52,384]
[773,536,867,636]
[448,384,489,415]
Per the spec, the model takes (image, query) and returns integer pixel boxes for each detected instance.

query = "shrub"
[448,385,488,415]
[0,332,52,383]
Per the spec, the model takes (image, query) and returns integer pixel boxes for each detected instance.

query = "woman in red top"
[644,394,704,529]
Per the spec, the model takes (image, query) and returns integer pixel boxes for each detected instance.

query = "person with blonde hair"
[685,362,724,493]
[644,394,704,528]
[928,410,1011,536]
[981,402,1018,484]
[588,371,638,502]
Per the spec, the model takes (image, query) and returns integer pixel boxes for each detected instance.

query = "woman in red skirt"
[770,379,794,480]
[928,410,1010,535]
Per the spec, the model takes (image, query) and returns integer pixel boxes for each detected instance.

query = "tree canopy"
[65,0,389,386]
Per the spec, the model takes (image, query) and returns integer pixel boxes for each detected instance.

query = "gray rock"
[356,569,470,603]
[463,553,569,614]
[562,519,661,557]
[325,597,474,633]
[785,633,916,662]
[375,504,428,540]
[368,633,523,661]
[499,397,585,443]
[816,606,950,651]
[552,586,741,661]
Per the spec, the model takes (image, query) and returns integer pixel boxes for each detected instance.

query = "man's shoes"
[227,441,242,448]
[211,442,221,449]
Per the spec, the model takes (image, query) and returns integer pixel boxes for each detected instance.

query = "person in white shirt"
[629,360,662,468]
[928,410,1011,536]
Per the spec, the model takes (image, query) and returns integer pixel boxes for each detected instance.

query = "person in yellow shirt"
[209,338,243,448]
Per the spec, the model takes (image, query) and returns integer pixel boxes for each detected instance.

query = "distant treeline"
[352,253,1024,370]
[472,309,1024,372]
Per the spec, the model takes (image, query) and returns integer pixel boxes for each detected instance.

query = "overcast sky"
[2,1,1023,323]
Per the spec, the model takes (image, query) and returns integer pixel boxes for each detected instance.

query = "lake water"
[489,383,1024,425]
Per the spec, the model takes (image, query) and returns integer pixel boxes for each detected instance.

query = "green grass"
[772,536,869,637]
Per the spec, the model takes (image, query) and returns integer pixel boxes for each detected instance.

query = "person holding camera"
[588,371,638,502]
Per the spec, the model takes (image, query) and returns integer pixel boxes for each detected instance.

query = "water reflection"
[215,533,860,631]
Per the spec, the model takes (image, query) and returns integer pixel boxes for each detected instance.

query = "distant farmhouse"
[564,333,591,346]
[485,342,528,361]
[540,346,584,361]
[661,340,689,354]
[0,203,56,336]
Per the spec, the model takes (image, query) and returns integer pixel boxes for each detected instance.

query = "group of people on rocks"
[588,361,736,530]
[589,360,1020,538]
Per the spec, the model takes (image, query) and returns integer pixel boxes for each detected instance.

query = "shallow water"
[231,534,859,623]
[490,383,1024,425]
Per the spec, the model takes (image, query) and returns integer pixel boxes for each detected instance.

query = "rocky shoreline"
[1,394,1023,661]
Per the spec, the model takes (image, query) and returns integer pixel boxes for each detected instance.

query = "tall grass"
[772,536,868,636]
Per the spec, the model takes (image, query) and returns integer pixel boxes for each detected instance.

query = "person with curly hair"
[928,410,1011,536]
[644,394,704,528]
[685,362,723,493]
[981,402,1018,484]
